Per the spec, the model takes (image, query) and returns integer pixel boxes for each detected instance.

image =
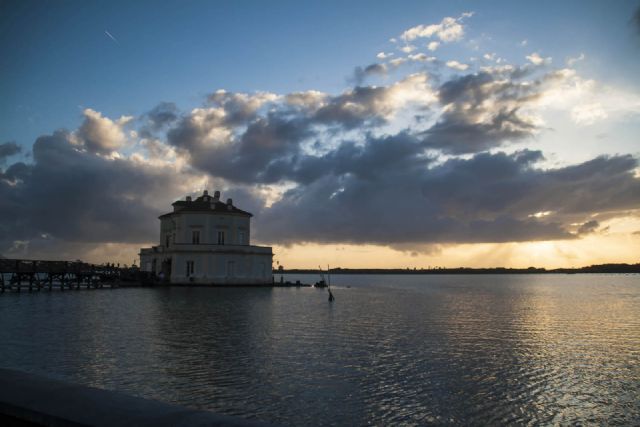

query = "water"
[1,274,639,425]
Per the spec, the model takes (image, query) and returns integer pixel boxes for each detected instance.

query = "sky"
[1,0,640,268]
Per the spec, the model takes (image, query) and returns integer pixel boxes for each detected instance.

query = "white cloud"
[400,45,417,53]
[408,53,436,62]
[526,52,552,66]
[388,57,408,68]
[285,90,328,111]
[376,51,392,59]
[427,41,440,51]
[520,39,528,47]
[208,90,279,115]
[74,109,133,154]
[445,60,469,71]
[571,103,608,125]
[567,53,585,66]
[401,12,473,43]
[534,68,640,125]
[381,73,438,114]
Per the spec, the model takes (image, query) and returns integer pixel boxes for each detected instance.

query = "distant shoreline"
[277,263,640,275]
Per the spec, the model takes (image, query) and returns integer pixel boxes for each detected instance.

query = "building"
[139,190,273,285]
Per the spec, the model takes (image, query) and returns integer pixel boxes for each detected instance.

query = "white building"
[139,190,273,285]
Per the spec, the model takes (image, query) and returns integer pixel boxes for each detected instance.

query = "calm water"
[1,274,639,425]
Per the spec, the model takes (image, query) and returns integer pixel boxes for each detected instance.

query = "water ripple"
[1,275,639,425]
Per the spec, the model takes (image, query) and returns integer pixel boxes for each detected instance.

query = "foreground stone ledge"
[0,368,269,426]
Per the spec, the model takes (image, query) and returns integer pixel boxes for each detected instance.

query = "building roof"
[158,191,253,219]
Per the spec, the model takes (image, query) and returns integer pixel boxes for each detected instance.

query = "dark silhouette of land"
[277,263,640,275]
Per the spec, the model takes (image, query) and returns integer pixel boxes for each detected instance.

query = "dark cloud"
[353,63,388,84]
[422,72,541,153]
[2,56,640,261]
[146,102,179,130]
[165,74,434,185]
[264,132,427,185]
[255,150,640,246]
[311,85,390,129]
[577,220,599,234]
[0,141,21,162]
[0,161,29,184]
[0,130,194,257]
[168,111,311,184]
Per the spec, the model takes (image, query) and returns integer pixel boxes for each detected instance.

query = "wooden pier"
[0,259,133,293]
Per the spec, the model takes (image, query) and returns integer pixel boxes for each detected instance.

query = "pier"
[0,259,140,293]
[0,258,316,292]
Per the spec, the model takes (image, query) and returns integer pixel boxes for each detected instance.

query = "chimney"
[186,196,192,202]
[203,190,208,196]
[227,198,233,209]
[213,190,220,202]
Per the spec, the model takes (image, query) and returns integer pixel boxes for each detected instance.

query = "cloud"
[353,63,388,83]
[567,53,585,66]
[445,60,469,71]
[535,68,640,124]
[284,90,328,110]
[421,68,546,154]
[207,90,279,124]
[3,12,640,261]
[164,74,436,185]
[145,102,179,131]
[571,102,608,125]
[256,150,640,246]
[633,6,640,35]
[75,108,133,154]
[0,141,21,163]
[401,12,473,43]
[408,53,436,63]
[577,220,599,234]
[0,130,207,258]
[427,41,440,51]
[526,52,552,66]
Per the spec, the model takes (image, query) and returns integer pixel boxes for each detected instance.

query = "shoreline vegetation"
[278,263,640,275]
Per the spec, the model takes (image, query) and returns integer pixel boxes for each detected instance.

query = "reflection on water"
[1,275,639,425]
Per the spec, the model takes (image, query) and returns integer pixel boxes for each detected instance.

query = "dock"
[0,259,140,293]
[0,258,323,292]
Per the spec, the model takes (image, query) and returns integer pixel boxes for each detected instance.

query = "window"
[186,260,194,276]
[165,234,170,248]
[192,230,200,244]
[238,231,245,245]
[217,231,225,245]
